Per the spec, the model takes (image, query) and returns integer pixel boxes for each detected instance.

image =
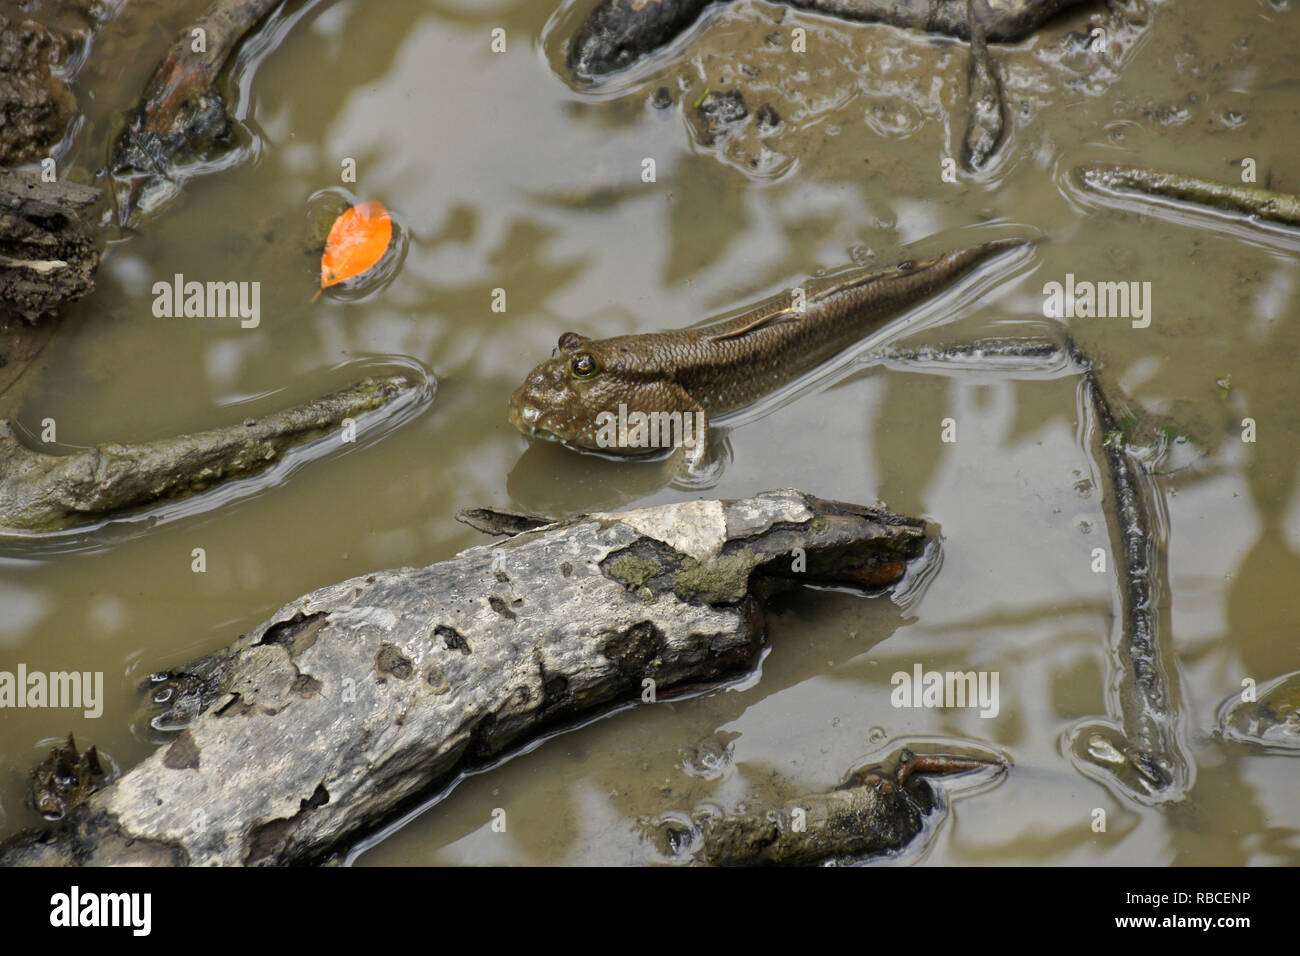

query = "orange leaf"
[320,200,393,289]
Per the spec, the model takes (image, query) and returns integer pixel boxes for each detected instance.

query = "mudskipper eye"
[570,353,600,379]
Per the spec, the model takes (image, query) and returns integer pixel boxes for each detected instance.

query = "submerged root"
[1079,163,1300,228]
[0,375,418,534]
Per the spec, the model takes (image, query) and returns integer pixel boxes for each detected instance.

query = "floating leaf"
[320,200,392,289]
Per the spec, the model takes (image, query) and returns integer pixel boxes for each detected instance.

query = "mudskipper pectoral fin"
[670,398,730,490]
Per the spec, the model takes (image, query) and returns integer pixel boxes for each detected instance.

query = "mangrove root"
[0,168,100,322]
[29,734,105,822]
[569,0,1093,77]
[1066,358,1189,804]
[0,374,416,534]
[107,0,280,223]
[0,489,929,865]
[1078,163,1300,228]
[653,748,1003,865]
[961,0,1007,171]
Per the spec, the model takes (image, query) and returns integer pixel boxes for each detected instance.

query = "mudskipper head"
[511,331,702,456]
[510,332,628,453]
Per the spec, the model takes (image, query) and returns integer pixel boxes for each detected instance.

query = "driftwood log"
[0,489,930,865]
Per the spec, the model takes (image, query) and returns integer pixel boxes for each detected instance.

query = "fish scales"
[509,237,1029,453]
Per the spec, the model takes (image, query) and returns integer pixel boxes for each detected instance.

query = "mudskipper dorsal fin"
[804,264,897,304]
[704,308,800,342]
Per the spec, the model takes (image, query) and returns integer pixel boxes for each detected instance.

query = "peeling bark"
[0,489,930,865]
[0,374,418,534]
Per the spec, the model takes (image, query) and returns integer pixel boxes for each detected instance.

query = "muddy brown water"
[2,0,1298,864]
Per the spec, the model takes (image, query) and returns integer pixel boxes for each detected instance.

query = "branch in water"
[107,0,282,223]
[1066,365,1190,804]
[0,375,418,534]
[1079,163,1300,227]
[569,0,1095,77]
[961,0,1008,171]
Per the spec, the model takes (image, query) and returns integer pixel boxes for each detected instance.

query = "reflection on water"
[1,0,1297,865]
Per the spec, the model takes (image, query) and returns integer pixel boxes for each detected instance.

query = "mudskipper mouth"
[508,402,564,444]
[522,424,562,443]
